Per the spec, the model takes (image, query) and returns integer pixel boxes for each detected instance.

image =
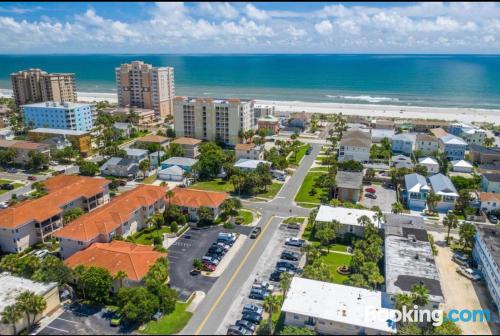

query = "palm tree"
[165,190,174,208]
[426,191,441,214]
[16,291,47,332]
[279,272,292,297]
[411,283,429,307]
[443,213,459,243]
[263,295,282,334]
[371,206,383,226]
[114,271,127,289]
[1,304,22,335]
[484,137,494,147]
[394,293,414,311]
[391,202,404,214]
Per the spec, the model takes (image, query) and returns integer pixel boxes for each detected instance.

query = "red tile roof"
[55,185,166,242]
[0,176,110,229]
[170,187,228,209]
[65,241,166,281]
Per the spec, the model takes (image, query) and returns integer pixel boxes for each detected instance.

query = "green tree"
[279,272,292,297]
[456,189,472,216]
[1,304,23,335]
[365,168,376,180]
[221,198,242,218]
[360,261,384,289]
[27,150,49,170]
[147,212,165,230]
[315,225,335,252]
[114,270,127,290]
[117,287,159,324]
[167,143,185,157]
[143,258,169,288]
[193,258,203,270]
[443,213,459,243]
[78,160,100,176]
[139,159,151,178]
[459,222,476,251]
[484,137,494,147]
[302,261,332,282]
[344,273,369,289]
[394,293,415,311]
[411,283,429,307]
[426,191,441,213]
[76,266,113,304]
[371,206,384,226]
[63,207,84,224]
[0,148,17,165]
[197,206,214,226]
[16,291,47,332]
[391,202,404,214]
[433,318,462,335]
[397,322,422,335]
[414,164,428,176]
[193,142,225,179]
[263,295,282,334]
[32,255,71,286]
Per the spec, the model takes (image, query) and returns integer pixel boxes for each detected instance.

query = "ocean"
[1,54,500,109]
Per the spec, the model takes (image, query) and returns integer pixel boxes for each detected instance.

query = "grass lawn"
[283,217,305,224]
[142,173,158,184]
[237,209,254,225]
[309,166,329,172]
[319,251,352,284]
[190,178,234,193]
[294,172,325,204]
[128,226,171,245]
[141,299,193,335]
[296,202,319,208]
[255,182,283,199]
[288,144,310,166]
[0,179,24,195]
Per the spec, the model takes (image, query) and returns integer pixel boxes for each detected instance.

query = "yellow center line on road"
[194,216,275,335]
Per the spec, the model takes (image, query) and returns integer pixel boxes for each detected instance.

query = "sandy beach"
[1,88,498,124]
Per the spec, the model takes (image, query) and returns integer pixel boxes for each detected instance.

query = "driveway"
[38,303,133,335]
[433,235,499,335]
[359,182,396,212]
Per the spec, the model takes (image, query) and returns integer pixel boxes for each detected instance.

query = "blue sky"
[0,2,498,54]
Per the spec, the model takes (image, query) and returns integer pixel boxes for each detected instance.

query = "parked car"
[270,271,282,282]
[219,232,237,242]
[202,256,220,266]
[365,187,376,193]
[452,253,470,267]
[33,249,49,258]
[242,303,264,316]
[250,227,261,239]
[1,183,14,190]
[249,288,270,300]
[285,237,305,247]
[488,215,498,224]
[208,246,225,256]
[235,319,256,333]
[241,311,263,324]
[6,168,17,173]
[276,261,298,271]
[227,325,252,335]
[190,269,201,276]
[252,281,275,293]
[281,250,300,261]
[456,267,482,281]
[201,262,216,272]
[365,193,377,199]
[0,202,8,209]
[27,175,37,181]
[287,222,301,230]
[306,147,312,155]
[215,242,230,252]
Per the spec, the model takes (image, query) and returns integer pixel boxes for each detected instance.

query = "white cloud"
[245,4,269,21]
[197,2,239,20]
[315,20,333,35]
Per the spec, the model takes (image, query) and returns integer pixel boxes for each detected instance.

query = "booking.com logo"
[366,306,500,327]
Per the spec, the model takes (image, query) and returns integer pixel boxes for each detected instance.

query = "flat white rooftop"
[22,101,90,109]
[29,127,89,136]
[0,273,57,313]
[315,205,381,228]
[282,277,397,334]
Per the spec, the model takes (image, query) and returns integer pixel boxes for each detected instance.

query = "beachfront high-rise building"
[22,101,94,131]
[11,69,77,106]
[173,97,255,146]
[115,61,175,120]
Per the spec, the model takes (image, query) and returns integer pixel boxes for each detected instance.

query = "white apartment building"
[173,97,254,146]
[115,61,175,119]
[338,130,372,163]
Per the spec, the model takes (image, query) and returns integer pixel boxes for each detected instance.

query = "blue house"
[391,133,416,156]
[160,157,197,172]
[428,173,459,213]
[439,134,467,161]
[472,224,500,314]
[404,173,430,210]
[22,101,94,131]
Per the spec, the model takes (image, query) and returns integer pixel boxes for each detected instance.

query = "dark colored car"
[365,193,377,199]
[241,312,263,324]
[227,325,252,335]
[242,303,263,316]
[1,184,14,190]
[276,261,298,271]
[208,246,225,255]
[488,215,498,224]
[6,168,17,173]
[235,319,256,332]
[270,271,282,282]
[281,250,300,261]
[250,227,261,239]
[248,288,269,300]
[306,147,312,155]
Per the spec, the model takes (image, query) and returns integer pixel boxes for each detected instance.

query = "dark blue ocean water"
[1,54,500,108]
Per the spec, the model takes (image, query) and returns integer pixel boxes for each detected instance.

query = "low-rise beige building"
[172,137,202,158]
[235,143,264,160]
[0,139,51,164]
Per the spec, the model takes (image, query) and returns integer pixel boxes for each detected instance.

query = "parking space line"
[55,317,78,324]
[45,326,69,333]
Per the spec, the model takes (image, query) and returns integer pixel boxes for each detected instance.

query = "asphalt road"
[0,171,50,203]
[181,143,321,335]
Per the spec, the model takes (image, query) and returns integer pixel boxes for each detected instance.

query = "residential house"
[170,187,228,222]
[281,277,397,335]
[472,224,500,313]
[430,127,449,139]
[481,174,500,193]
[257,115,280,135]
[135,134,169,150]
[470,145,500,164]
[56,184,166,259]
[314,205,379,238]
[0,274,60,335]
[478,164,500,174]
[418,157,439,175]
[234,159,271,172]
[172,137,201,159]
[0,175,110,253]
[149,151,165,168]
[438,134,468,161]
[100,157,139,178]
[65,241,166,292]
[415,134,439,156]
[451,160,473,173]
[288,111,310,130]
[404,173,430,210]
[428,173,459,212]
[391,133,416,156]
[235,143,264,161]
[478,192,500,213]
[334,171,363,203]
[160,157,197,172]
[449,122,487,146]
[409,119,449,133]
[158,165,186,182]
[253,104,275,119]
[0,139,51,164]
[384,213,444,309]
[41,135,72,150]
[113,122,133,138]
[372,119,395,129]
[338,130,372,163]
[28,128,93,156]
[125,148,148,163]
[0,128,14,140]
[371,128,395,143]
[391,154,414,169]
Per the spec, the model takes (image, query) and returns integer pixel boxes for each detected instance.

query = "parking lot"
[359,182,397,212]
[39,303,133,335]
[216,220,304,334]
